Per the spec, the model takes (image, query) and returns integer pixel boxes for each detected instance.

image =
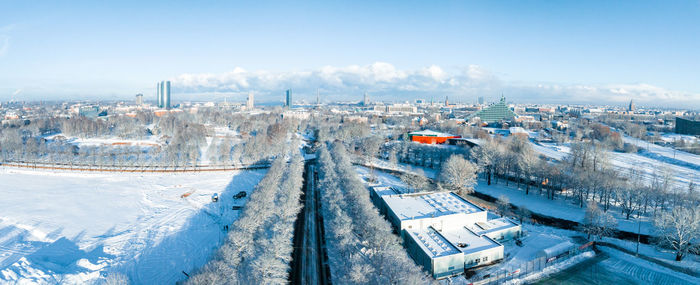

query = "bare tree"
[654,206,700,261]
[439,154,478,197]
[580,201,617,240]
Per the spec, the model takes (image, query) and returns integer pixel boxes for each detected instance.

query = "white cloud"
[171,62,700,108]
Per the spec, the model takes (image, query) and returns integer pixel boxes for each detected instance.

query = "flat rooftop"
[383,192,484,221]
[407,227,461,258]
[440,227,502,255]
[470,217,520,235]
[371,186,402,196]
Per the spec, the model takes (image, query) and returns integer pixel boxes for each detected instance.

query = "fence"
[469,242,594,285]
[0,160,272,172]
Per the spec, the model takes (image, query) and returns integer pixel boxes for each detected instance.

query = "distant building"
[135,93,143,105]
[468,96,516,123]
[408,129,461,144]
[79,106,100,117]
[675,117,700,135]
[445,96,449,106]
[362,92,370,106]
[156,81,171,109]
[246,92,254,110]
[629,99,636,112]
[375,104,418,113]
[478,96,485,105]
[285,89,292,108]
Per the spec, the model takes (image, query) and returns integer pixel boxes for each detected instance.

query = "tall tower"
[629,99,635,112]
[316,89,320,105]
[478,96,484,105]
[363,92,369,106]
[285,89,292,108]
[163,81,171,109]
[156,82,163,108]
[445,96,449,106]
[246,92,254,110]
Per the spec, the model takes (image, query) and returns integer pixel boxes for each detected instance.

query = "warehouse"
[369,188,521,279]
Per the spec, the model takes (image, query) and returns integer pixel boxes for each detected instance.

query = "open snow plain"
[0,167,266,284]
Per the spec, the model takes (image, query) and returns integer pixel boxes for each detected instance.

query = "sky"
[0,0,699,108]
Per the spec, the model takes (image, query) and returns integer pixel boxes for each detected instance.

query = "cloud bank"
[171,62,699,108]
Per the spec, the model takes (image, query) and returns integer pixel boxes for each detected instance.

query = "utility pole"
[636,218,641,256]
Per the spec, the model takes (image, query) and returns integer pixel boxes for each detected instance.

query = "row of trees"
[317,142,433,284]
[187,153,305,284]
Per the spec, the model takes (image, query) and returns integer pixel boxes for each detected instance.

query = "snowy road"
[291,162,329,285]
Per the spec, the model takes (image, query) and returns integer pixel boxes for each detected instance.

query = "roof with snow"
[439,226,503,255]
[406,227,461,258]
[469,217,519,236]
[408,129,458,137]
[382,192,484,221]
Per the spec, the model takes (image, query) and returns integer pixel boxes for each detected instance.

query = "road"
[290,161,330,285]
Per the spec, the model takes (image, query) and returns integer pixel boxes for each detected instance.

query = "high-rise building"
[156,82,163,107]
[246,92,254,110]
[135,93,143,105]
[156,81,171,109]
[628,99,635,112]
[163,81,171,109]
[285,89,292,108]
[478,96,484,105]
[316,89,320,105]
[445,96,449,106]
[363,92,370,106]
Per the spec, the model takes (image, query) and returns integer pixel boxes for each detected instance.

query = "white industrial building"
[370,186,521,279]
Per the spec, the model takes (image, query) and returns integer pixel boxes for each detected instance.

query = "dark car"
[233,191,247,199]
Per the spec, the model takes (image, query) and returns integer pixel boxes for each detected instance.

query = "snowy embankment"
[532,142,700,188]
[474,180,656,235]
[0,167,266,284]
[623,135,700,170]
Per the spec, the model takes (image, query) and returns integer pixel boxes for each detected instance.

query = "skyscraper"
[628,99,635,112]
[135,93,143,105]
[285,89,292,108]
[156,82,163,107]
[478,96,484,105]
[363,92,369,106]
[445,96,449,106]
[246,92,254,110]
[316,89,320,106]
[163,81,171,109]
[156,80,171,109]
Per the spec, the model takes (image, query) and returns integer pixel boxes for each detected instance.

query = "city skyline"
[0,1,699,108]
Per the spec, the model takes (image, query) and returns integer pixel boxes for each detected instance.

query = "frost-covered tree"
[438,154,478,197]
[654,206,700,261]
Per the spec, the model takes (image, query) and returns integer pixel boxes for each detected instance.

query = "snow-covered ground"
[623,135,700,170]
[45,134,163,148]
[532,142,699,189]
[0,167,266,284]
[474,180,656,235]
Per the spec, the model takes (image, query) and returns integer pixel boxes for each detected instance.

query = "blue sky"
[1,1,699,107]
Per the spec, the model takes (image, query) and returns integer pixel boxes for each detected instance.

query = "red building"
[408,129,461,144]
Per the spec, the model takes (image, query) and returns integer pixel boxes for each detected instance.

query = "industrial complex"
[370,186,521,279]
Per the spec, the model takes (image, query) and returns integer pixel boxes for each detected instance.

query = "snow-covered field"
[474,180,656,235]
[0,167,266,284]
[532,142,700,189]
[623,135,700,170]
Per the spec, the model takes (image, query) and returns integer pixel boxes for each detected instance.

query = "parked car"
[233,191,247,199]
[211,193,219,202]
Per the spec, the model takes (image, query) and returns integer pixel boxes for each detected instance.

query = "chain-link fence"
[469,242,594,285]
